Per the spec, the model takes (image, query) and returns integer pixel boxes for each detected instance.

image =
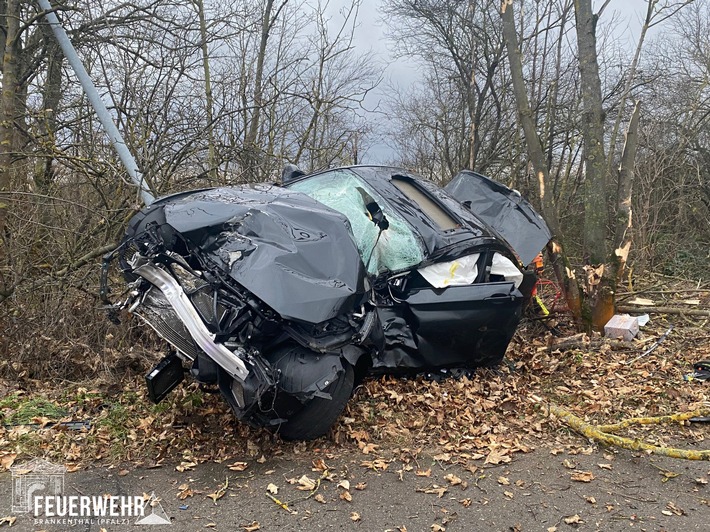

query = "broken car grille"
[134,287,202,360]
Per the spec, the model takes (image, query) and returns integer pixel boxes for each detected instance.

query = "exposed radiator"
[134,287,202,360]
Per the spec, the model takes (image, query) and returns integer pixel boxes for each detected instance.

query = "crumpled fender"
[125,185,368,324]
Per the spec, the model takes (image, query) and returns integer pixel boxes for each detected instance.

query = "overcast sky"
[328,0,654,163]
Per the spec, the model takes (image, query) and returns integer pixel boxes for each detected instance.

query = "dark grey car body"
[104,166,550,439]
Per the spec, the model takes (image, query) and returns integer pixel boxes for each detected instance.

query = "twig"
[618,306,710,316]
[266,493,297,514]
[619,288,710,297]
[54,242,118,276]
[625,326,673,365]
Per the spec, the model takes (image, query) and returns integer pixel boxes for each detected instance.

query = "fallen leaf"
[570,471,594,483]
[416,469,432,477]
[312,458,328,471]
[459,498,472,508]
[416,485,448,498]
[484,449,511,465]
[354,482,367,490]
[207,478,229,504]
[360,442,378,454]
[497,476,510,486]
[297,475,316,491]
[666,501,685,516]
[431,525,445,532]
[0,454,17,470]
[338,480,350,490]
[444,474,462,486]
[177,484,194,500]
[564,514,583,524]
[340,490,352,502]
[0,517,17,526]
[360,459,389,471]
[660,470,680,483]
[242,521,260,531]
[504,491,514,499]
[228,461,249,472]
[314,494,326,504]
[266,483,278,495]
[597,463,612,470]
[586,496,596,504]
[350,511,361,522]
[176,461,197,472]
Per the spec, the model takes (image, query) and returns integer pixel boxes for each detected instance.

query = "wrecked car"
[102,166,551,440]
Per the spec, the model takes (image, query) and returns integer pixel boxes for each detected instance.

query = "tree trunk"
[33,31,62,194]
[613,101,640,284]
[243,0,276,179]
[0,0,21,298]
[194,0,217,182]
[500,0,582,322]
[574,0,608,265]
[574,0,624,331]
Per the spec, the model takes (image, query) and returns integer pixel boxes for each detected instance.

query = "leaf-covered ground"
[1,276,708,475]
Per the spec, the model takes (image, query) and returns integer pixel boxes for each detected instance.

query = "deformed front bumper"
[133,263,249,382]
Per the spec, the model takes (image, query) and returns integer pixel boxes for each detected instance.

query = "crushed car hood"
[126,185,367,324]
[444,170,552,265]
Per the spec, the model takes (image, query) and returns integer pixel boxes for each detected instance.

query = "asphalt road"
[2,443,709,532]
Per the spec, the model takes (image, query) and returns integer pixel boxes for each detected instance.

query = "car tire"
[276,362,354,441]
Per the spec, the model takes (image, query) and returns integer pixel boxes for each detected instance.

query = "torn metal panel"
[129,185,367,324]
[445,170,552,266]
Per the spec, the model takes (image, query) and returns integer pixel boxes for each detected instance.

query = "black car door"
[403,277,523,369]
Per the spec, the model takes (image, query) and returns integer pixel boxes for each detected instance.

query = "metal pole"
[36,0,155,206]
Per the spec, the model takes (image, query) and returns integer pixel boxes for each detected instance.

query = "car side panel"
[374,282,523,371]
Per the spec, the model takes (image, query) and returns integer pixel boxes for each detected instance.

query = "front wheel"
[276,361,354,441]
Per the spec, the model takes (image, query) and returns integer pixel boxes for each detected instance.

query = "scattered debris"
[604,314,639,341]
[684,360,710,382]
[626,326,674,365]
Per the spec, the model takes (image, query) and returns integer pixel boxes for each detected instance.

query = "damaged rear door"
[445,170,551,265]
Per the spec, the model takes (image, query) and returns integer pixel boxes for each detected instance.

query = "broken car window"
[288,170,425,275]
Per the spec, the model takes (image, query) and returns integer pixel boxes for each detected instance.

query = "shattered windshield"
[288,170,425,275]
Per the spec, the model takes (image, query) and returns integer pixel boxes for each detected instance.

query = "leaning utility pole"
[36,0,155,206]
